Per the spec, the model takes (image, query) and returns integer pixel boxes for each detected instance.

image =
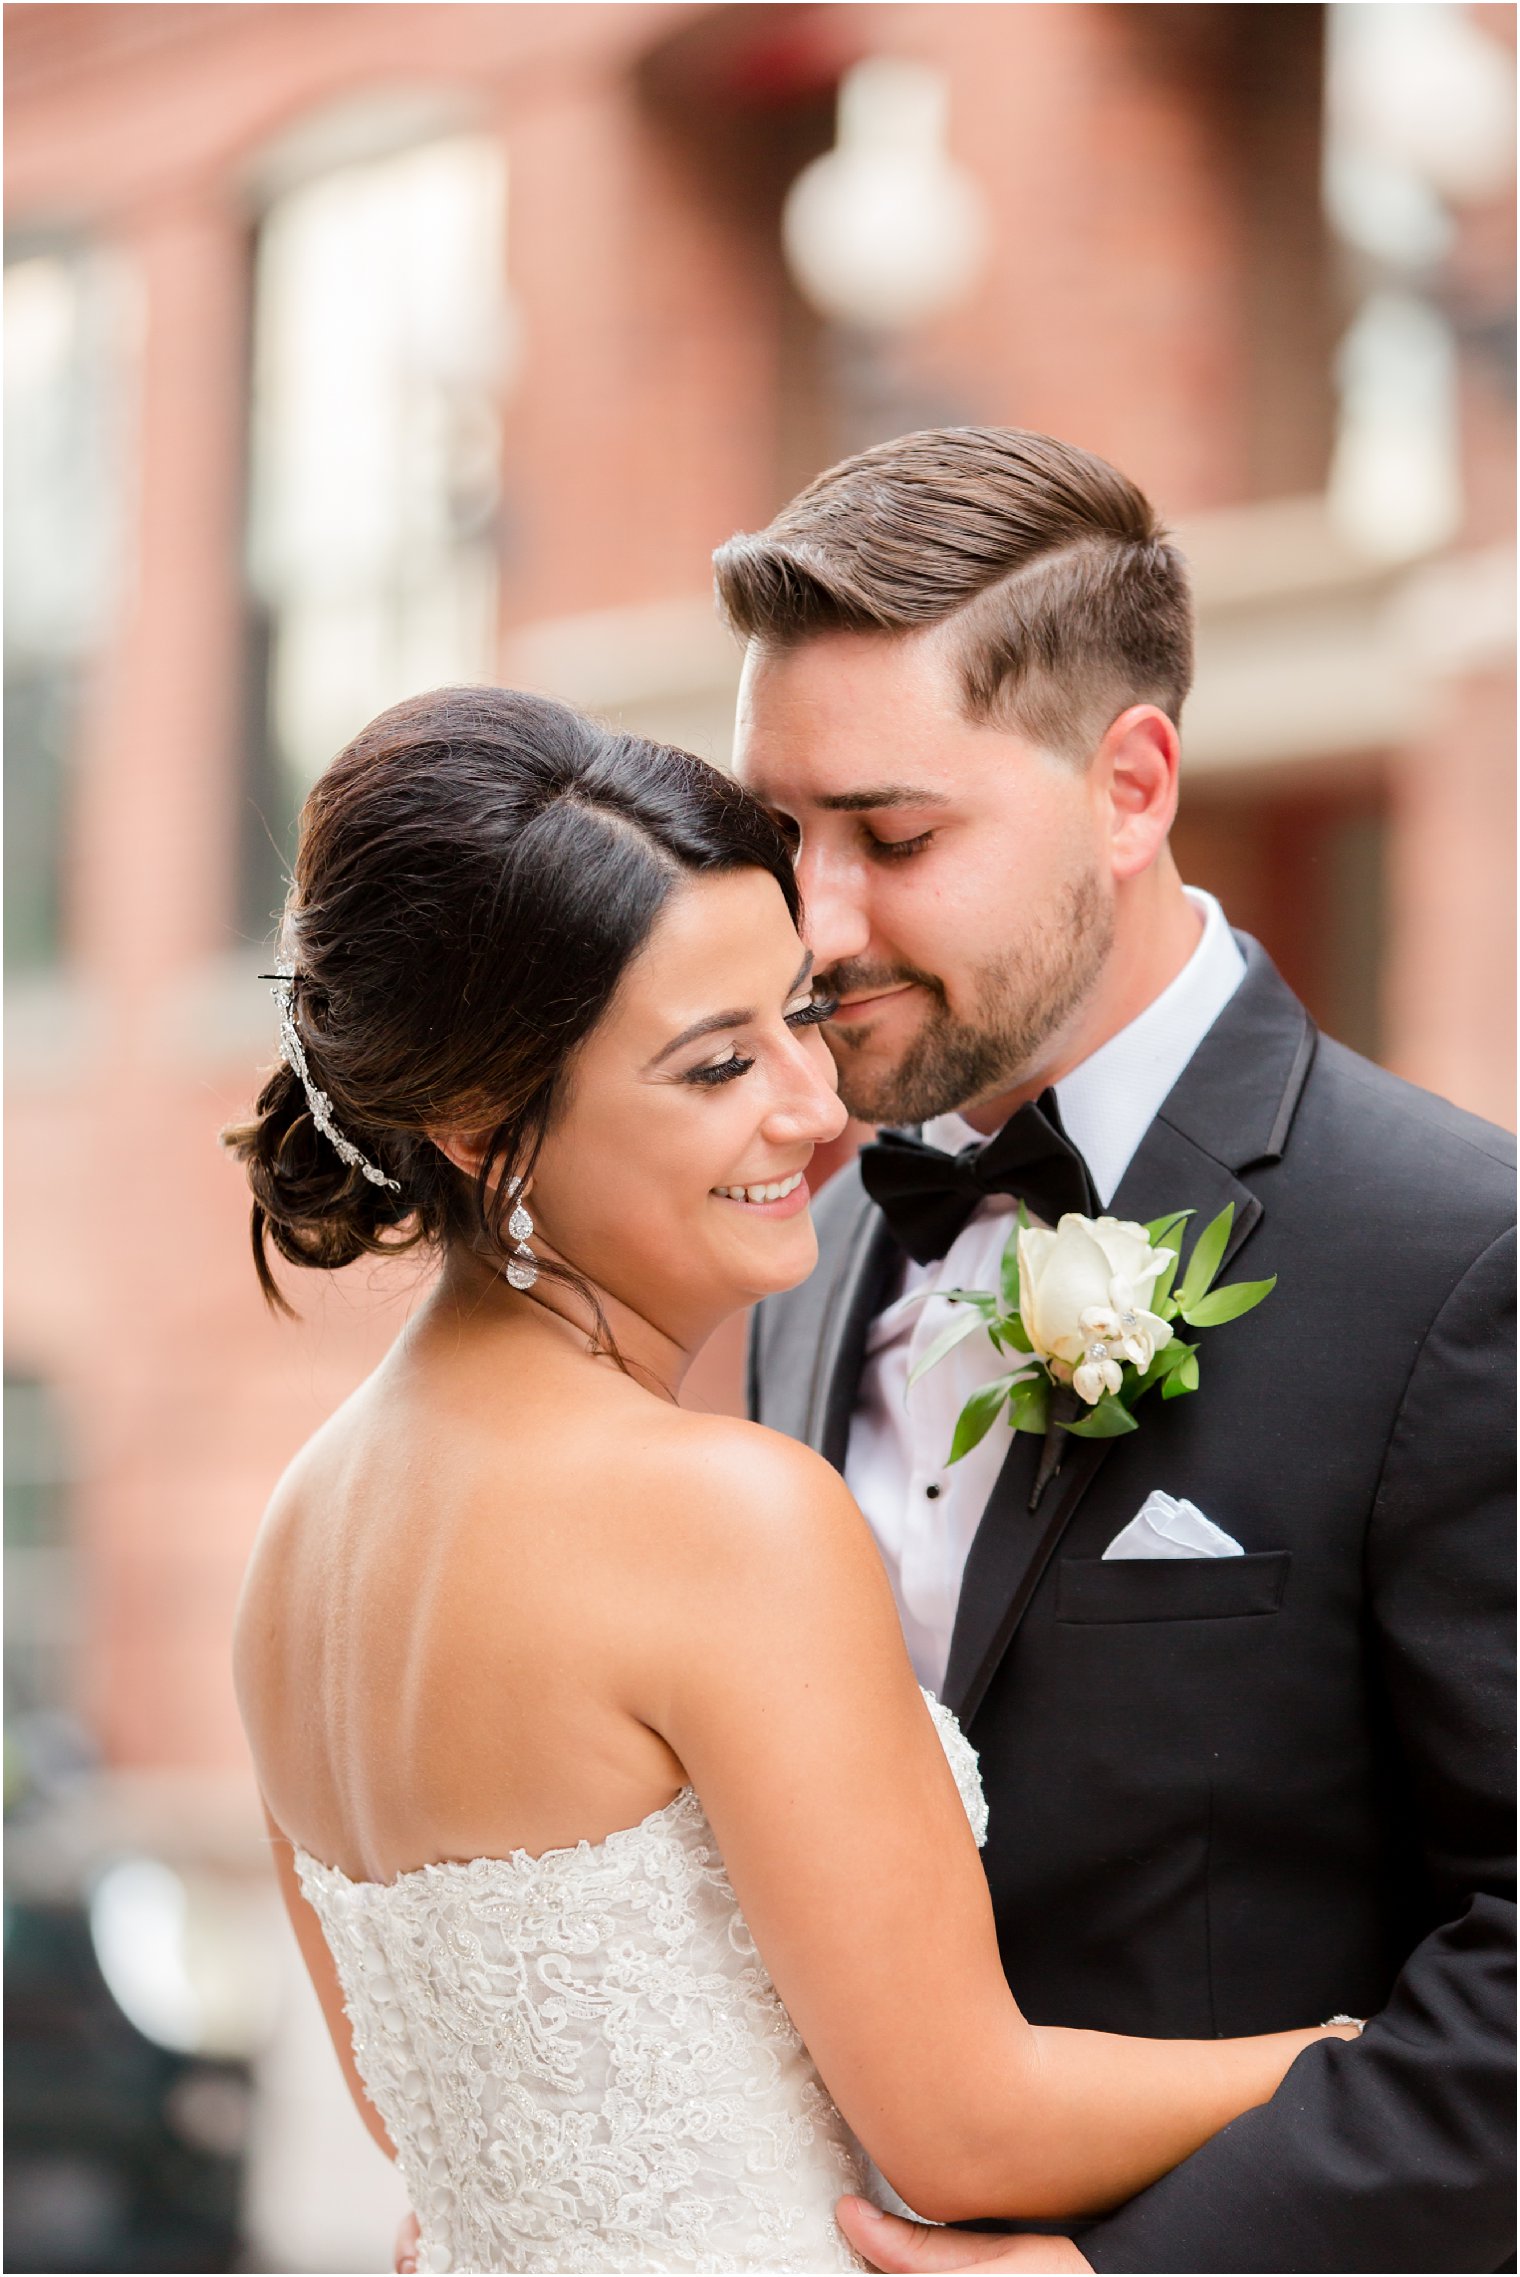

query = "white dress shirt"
[843,889,1247,1692]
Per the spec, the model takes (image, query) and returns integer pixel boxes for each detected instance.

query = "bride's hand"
[393,2209,420,2273]
[836,2198,1093,2274]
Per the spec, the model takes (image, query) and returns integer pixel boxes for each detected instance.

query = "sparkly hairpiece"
[269,967,401,1193]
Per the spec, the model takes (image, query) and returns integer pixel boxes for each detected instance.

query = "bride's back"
[234,1308,912,2277]
[235,1316,699,1886]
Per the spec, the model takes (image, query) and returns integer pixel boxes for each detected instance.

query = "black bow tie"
[858,1090,1100,1266]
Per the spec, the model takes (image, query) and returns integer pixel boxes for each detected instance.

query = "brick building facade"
[6,7,1513,2262]
[5,0,1512,1827]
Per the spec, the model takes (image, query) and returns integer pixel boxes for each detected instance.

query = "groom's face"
[732,627,1115,1126]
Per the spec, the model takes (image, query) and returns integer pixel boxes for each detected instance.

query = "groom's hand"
[836,2198,1093,2274]
[393,2209,420,2273]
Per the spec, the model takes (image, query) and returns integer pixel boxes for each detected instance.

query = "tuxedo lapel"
[942,1430,1107,1718]
[808,1196,901,1466]
[943,938,1315,1727]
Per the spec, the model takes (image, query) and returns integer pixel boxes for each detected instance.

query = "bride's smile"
[466,863,848,1359]
[710,1170,810,1212]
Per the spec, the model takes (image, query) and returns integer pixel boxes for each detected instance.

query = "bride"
[228,686,1355,2276]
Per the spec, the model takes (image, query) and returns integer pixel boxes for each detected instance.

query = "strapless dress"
[296,1691,988,2274]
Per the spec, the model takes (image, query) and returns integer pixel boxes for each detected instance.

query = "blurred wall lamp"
[89,1854,285,2061]
[780,59,988,334]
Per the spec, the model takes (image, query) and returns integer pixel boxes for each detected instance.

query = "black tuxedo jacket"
[749,938,1515,2273]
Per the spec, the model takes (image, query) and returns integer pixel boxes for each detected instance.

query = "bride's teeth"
[712,1172,803,1204]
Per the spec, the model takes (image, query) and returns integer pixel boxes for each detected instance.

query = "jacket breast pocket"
[1055,1550,1291,1623]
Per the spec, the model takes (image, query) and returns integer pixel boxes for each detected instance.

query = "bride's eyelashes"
[683,1053,755,1087]
[680,995,839,1088]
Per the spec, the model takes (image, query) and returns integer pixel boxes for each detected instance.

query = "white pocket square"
[1102,1490,1244,1561]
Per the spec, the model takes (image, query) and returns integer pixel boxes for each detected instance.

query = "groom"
[721,428,1515,2273]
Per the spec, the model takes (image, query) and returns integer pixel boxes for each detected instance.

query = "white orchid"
[1078,1300,1172,1374]
[1072,1347,1124,1405]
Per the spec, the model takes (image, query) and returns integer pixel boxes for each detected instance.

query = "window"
[242,134,509,932]
[4,248,135,971]
[4,1374,77,1721]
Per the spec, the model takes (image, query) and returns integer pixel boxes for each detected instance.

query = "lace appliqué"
[922,1690,989,1849]
[296,1689,988,2273]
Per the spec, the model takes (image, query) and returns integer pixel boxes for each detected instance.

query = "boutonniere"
[912,1205,1275,1464]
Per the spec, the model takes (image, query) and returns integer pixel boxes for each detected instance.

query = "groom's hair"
[713,427,1193,764]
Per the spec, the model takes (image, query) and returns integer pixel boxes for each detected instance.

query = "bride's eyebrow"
[646,951,814,1070]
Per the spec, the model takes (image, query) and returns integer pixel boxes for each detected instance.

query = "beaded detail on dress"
[295,1691,986,2274]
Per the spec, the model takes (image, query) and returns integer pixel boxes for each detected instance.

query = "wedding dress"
[296,1693,988,2274]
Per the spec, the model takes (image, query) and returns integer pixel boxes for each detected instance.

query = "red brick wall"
[4,3,1509,1776]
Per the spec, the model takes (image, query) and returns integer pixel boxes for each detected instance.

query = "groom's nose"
[795,840,872,971]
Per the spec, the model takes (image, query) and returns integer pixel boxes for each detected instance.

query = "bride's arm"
[261,1803,398,2164]
[633,1421,1353,2227]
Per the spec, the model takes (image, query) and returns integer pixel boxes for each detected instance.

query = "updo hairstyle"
[222,686,801,1310]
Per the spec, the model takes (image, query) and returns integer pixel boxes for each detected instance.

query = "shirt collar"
[922,888,1246,1205]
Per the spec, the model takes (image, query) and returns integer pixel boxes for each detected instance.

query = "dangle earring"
[504,1177,537,1291]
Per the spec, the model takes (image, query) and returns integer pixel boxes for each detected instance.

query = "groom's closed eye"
[865,828,937,863]
[771,786,950,866]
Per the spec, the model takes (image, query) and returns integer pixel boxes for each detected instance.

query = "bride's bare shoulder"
[614,1409,908,1719]
[643,1403,846,1490]
[623,1406,873,1570]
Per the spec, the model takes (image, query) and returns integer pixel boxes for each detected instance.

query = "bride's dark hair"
[222,685,801,1312]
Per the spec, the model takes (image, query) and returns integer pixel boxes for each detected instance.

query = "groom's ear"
[1094,704,1181,881]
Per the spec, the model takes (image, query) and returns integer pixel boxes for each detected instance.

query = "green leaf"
[944,1288,999,1317]
[1145,1212,1190,1311]
[1161,1348,1201,1399]
[1152,1336,1197,1375]
[1175,1204,1234,1312]
[1063,1392,1141,1438]
[1181,1275,1277,1329]
[1124,1337,1196,1404]
[908,1307,989,1386]
[999,1311,1034,1353]
[998,1226,1023,1316]
[1006,1372,1050,1436]
[947,1374,1024,1464]
[1151,1255,1181,1312]
[1016,1199,1033,1230]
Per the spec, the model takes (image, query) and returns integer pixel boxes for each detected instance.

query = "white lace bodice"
[296,1693,987,2274]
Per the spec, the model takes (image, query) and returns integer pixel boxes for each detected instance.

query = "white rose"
[1017,1214,1175,1404]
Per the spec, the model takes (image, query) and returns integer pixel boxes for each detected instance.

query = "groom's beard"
[819,870,1113,1128]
